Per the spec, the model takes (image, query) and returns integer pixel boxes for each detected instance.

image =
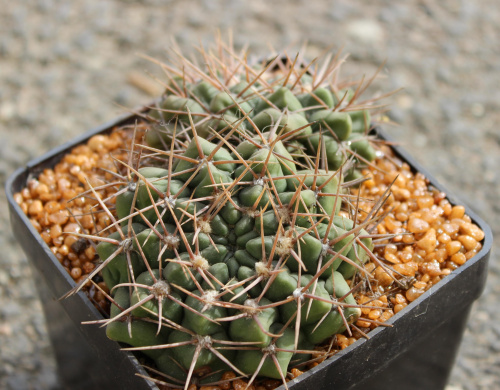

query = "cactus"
[72,41,392,389]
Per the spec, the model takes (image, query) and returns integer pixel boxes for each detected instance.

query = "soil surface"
[1,1,498,389]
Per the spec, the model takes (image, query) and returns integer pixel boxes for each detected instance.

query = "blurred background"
[0,1,498,389]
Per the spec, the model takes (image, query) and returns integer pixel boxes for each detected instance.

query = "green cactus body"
[229,298,277,348]
[90,45,383,387]
[130,270,184,322]
[133,225,178,269]
[262,266,297,301]
[183,290,227,336]
[252,108,312,136]
[310,110,352,141]
[279,275,332,325]
[348,133,377,162]
[306,271,361,344]
[210,91,252,117]
[168,329,234,371]
[331,216,374,278]
[254,87,304,114]
[106,288,170,360]
[348,110,372,133]
[235,324,295,379]
[159,95,205,124]
[164,261,202,291]
[145,122,178,149]
[298,87,335,111]
[96,224,147,290]
[303,133,345,171]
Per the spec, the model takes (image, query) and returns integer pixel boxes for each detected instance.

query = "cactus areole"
[78,44,387,389]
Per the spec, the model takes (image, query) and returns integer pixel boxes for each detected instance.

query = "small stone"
[0,270,9,285]
[445,385,463,390]
[0,102,16,121]
[415,228,437,253]
[74,31,95,51]
[0,302,21,317]
[0,323,12,336]
[471,103,485,117]
[407,217,430,234]
[6,375,30,390]
[347,19,385,44]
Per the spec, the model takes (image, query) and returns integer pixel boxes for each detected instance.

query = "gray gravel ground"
[1,1,499,389]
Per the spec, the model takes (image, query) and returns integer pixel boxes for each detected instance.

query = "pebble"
[0,323,12,336]
[0,302,21,317]
[407,217,429,233]
[347,19,385,44]
[6,375,29,390]
[0,102,16,121]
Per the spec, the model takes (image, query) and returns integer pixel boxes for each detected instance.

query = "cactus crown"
[72,39,392,389]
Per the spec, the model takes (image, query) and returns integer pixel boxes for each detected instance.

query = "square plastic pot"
[6,112,492,390]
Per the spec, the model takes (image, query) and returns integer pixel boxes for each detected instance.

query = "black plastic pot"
[6,113,492,390]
